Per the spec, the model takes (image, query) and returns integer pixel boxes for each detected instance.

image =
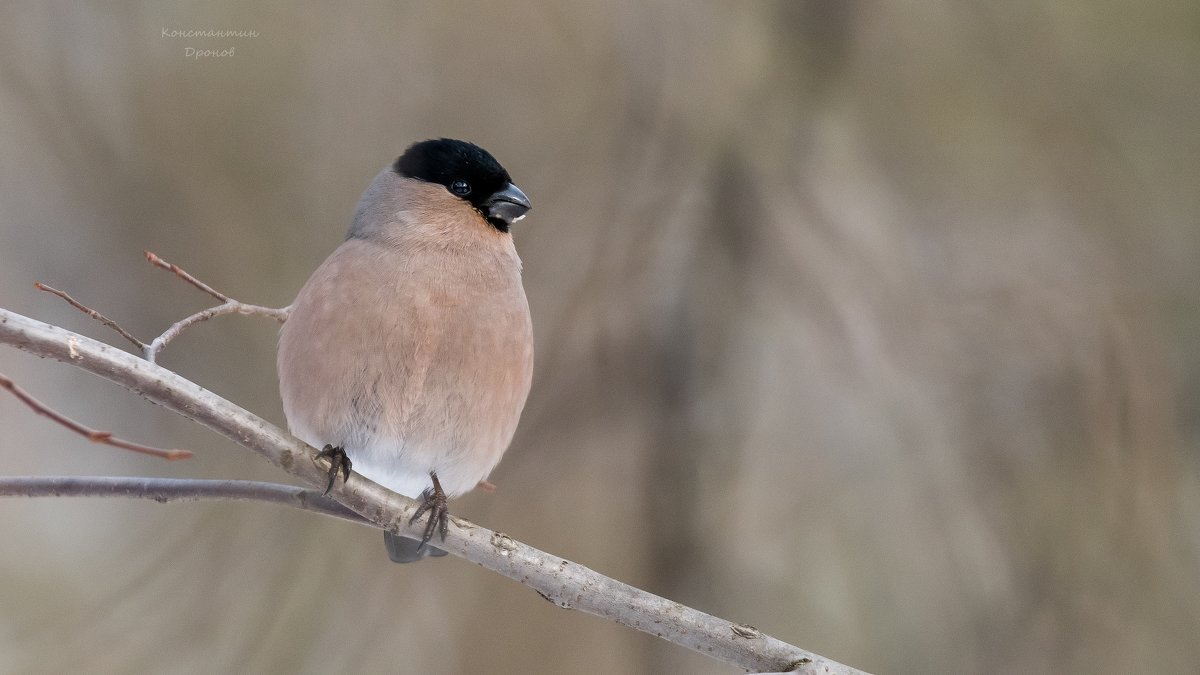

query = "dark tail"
[384,531,449,563]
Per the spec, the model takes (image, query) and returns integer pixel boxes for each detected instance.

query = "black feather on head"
[393,139,516,230]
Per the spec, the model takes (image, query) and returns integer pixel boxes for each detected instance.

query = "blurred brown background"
[1,2,1198,673]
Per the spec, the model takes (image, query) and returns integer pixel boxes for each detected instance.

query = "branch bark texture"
[0,307,868,674]
[0,476,363,524]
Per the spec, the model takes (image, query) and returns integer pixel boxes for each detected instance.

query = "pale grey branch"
[0,475,364,524]
[0,307,868,675]
[144,300,289,363]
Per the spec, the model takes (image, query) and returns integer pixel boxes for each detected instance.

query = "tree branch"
[0,307,868,675]
[0,476,363,524]
[141,252,289,363]
[143,251,231,302]
[0,372,191,460]
[144,300,289,363]
[35,254,289,364]
[34,282,147,350]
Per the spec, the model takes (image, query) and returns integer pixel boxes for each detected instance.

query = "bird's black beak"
[484,183,532,226]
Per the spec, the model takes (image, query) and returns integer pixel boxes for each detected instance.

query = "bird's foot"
[316,445,352,495]
[409,472,450,552]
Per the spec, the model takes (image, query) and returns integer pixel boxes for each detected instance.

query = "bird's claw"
[316,445,352,495]
[409,472,450,552]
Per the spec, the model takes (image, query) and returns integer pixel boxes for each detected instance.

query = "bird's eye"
[450,180,471,196]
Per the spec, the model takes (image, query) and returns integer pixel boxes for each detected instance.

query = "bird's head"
[392,138,531,233]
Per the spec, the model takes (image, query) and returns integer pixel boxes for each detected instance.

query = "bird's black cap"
[393,139,522,231]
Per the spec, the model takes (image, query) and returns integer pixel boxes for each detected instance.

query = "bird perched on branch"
[277,139,534,562]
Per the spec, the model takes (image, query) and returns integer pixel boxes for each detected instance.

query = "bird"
[277,138,534,563]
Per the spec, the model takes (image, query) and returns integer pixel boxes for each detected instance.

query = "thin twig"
[140,252,289,363]
[0,476,362,524]
[0,308,868,675]
[35,253,287,364]
[144,251,228,302]
[0,372,191,461]
[34,282,146,350]
[144,300,289,363]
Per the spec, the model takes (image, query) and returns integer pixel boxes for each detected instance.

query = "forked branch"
[141,252,289,362]
[36,252,289,364]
